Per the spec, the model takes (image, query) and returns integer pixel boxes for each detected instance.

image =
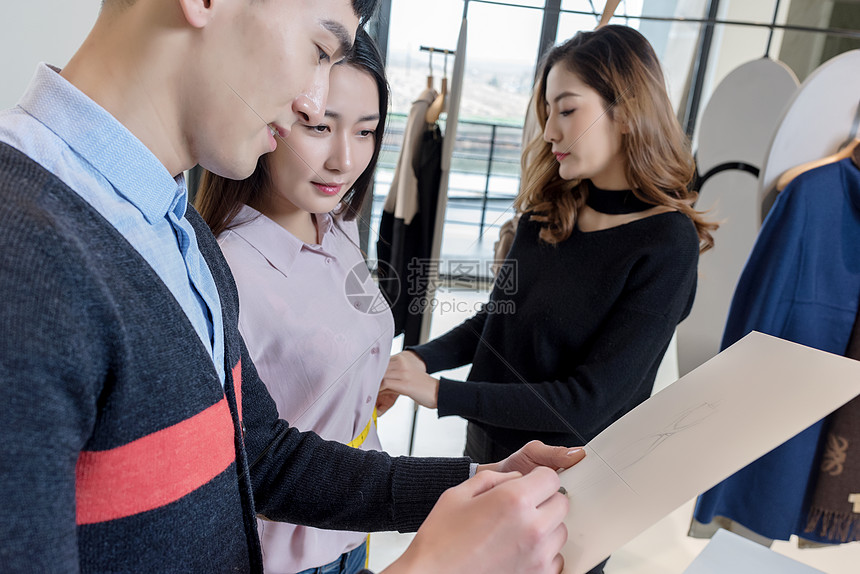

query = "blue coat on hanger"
[693,156,860,543]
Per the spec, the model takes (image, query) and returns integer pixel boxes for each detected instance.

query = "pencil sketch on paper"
[613,401,721,473]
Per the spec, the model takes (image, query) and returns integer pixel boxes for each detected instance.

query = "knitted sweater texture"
[0,143,469,573]
[411,211,699,451]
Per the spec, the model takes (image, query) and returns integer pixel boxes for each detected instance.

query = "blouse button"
[325,257,332,264]
[370,347,379,355]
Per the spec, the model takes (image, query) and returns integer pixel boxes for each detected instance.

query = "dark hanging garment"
[803,146,860,544]
[378,125,442,345]
[377,87,443,346]
[803,304,860,543]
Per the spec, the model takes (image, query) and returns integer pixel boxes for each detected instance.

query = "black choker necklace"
[585,182,653,214]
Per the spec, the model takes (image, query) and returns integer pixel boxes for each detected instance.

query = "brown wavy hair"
[196,27,389,237]
[516,25,716,251]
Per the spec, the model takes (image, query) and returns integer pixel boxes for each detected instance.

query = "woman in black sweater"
[381,23,716,528]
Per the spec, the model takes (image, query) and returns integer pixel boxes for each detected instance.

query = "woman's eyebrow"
[323,111,380,123]
[553,91,582,103]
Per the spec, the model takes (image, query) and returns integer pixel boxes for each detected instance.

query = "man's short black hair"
[352,0,378,25]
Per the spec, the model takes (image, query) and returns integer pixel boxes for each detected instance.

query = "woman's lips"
[555,152,570,162]
[313,182,343,196]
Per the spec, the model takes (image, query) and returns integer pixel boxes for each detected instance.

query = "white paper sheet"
[682,529,826,574]
[560,332,860,574]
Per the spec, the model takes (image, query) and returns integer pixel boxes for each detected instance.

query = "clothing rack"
[560,9,860,39]
[454,0,860,144]
[418,46,456,56]
[419,45,456,79]
[408,27,469,457]
[464,0,860,39]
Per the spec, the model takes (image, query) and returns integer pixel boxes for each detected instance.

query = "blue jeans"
[294,540,368,574]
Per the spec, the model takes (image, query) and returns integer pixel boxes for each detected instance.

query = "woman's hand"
[381,351,440,409]
[479,440,586,475]
[375,389,401,416]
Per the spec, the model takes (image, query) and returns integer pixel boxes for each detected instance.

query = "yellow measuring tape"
[346,407,378,449]
[345,407,378,567]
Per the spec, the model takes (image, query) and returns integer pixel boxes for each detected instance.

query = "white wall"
[1,1,100,109]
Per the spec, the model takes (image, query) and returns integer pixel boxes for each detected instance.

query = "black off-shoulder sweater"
[410,210,700,453]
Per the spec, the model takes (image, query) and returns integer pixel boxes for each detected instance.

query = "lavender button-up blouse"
[218,205,394,573]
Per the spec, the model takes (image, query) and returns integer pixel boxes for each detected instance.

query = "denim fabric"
[295,540,367,574]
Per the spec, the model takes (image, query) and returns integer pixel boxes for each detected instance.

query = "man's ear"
[178,0,214,29]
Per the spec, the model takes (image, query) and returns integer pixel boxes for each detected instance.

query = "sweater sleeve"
[0,214,101,572]
[238,334,472,533]
[406,305,489,373]
[436,225,700,441]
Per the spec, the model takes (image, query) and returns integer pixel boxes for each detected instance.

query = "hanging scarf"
[803,273,860,542]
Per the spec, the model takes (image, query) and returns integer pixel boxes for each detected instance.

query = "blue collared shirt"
[0,64,225,387]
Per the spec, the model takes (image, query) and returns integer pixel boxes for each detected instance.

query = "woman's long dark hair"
[196,27,390,236]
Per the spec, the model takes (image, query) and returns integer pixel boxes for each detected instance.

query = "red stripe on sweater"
[75,397,236,525]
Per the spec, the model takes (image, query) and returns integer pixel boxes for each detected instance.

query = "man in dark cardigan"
[0,1,584,573]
